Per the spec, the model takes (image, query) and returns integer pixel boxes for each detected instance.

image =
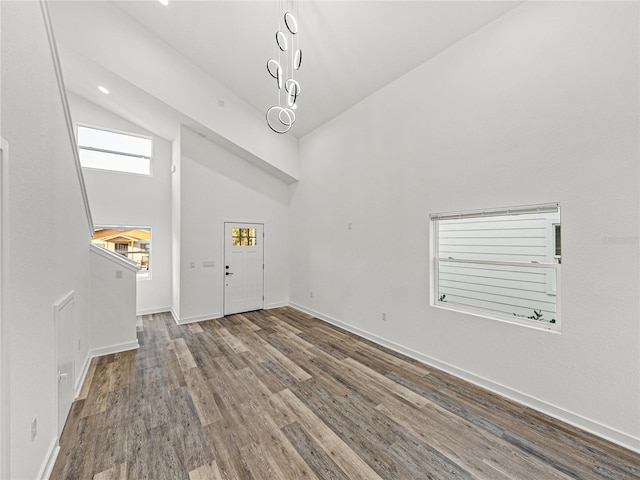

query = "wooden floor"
[51,307,640,480]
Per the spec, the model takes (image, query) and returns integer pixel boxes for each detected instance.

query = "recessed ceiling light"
[158,0,168,5]
[97,86,110,95]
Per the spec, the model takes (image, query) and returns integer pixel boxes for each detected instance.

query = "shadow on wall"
[180,126,291,206]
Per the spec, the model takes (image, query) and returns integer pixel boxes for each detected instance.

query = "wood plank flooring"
[51,307,640,480]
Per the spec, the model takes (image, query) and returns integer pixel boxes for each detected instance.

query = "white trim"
[222,221,265,316]
[92,225,152,278]
[76,124,152,159]
[430,204,562,331]
[74,352,91,396]
[88,341,139,359]
[289,303,640,454]
[90,244,139,272]
[265,301,289,310]
[43,341,138,479]
[544,218,561,296]
[136,307,171,316]
[75,123,154,177]
[78,145,152,161]
[438,257,560,269]
[75,122,154,148]
[36,436,58,480]
[430,202,559,221]
[431,302,560,333]
[53,291,75,442]
[74,338,138,402]
[173,312,222,326]
[430,215,439,307]
[39,0,94,236]
[0,138,9,480]
[53,291,75,315]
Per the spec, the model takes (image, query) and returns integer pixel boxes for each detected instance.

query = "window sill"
[431,302,561,334]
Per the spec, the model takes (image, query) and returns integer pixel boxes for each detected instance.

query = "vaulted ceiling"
[49,1,522,182]
[50,1,520,138]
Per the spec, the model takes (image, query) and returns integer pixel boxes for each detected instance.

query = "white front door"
[224,223,264,315]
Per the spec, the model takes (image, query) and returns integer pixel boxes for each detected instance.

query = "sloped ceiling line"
[49,0,300,183]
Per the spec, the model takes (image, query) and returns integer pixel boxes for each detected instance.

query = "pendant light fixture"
[266,5,302,134]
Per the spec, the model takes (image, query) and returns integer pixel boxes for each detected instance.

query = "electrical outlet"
[310,291,314,298]
[190,262,195,269]
[115,270,123,279]
[31,417,37,442]
[382,312,387,322]
[347,223,352,230]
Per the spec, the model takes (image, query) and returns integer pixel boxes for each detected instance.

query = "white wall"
[70,94,172,315]
[89,246,138,354]
[290,2,639,451]
[0,2,5,474]
[1,2,93,477]
[174,125,290,323]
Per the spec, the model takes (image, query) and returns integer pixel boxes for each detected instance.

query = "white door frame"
[0,137,9,479]
[222,221,265,316]
[54,291,75,440]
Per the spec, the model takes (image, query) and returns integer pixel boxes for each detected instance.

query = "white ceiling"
[51,0,521,138]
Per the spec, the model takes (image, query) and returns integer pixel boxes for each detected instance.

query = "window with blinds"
[430,203,561,330]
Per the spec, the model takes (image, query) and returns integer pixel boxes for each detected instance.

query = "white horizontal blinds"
[438,211,558,263]
[438,262,557,319]
[434,204,560,324]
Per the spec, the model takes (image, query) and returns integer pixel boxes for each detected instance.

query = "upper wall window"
[77,125,152,175]
[430,203,561,331]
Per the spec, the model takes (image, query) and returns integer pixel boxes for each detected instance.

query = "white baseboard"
[38,437,59,480]
[170,304,287,324]
[136,306,171,316]
[173,312,222,325]
[89,340,139,359]
[289,303,640,454]
[74,340,138,396]
[74,352,91,395]
[265,301,289,310]
[48,342,138,479]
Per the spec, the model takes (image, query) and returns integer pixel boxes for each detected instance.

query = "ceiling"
[50,0,521,139]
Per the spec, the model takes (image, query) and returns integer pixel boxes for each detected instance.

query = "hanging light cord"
[266,1,302,134]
